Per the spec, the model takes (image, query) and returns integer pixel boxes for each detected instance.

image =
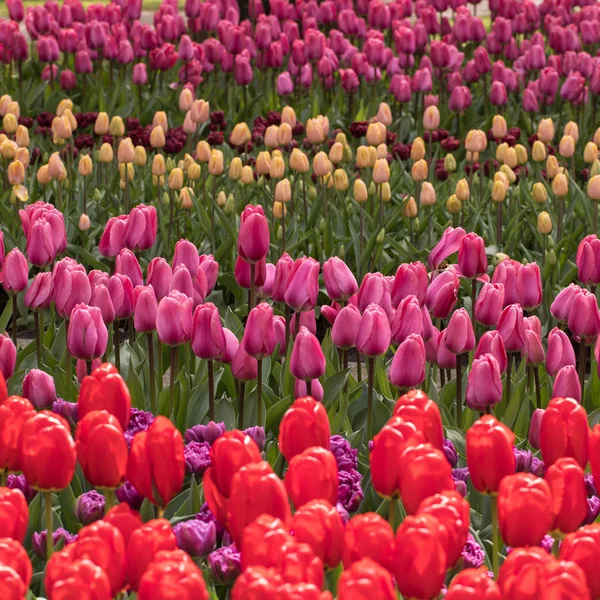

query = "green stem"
[257,358,263,426]
[147,333,156,414]
[169,347,178,420]
[367,357,375,441]
[208,359,215,421]
[104,488,116,512]
[45,491,53,561]
[491,494,499,577]
[388,499,395,531]
[11,295,17,346]
[34,312,42,368]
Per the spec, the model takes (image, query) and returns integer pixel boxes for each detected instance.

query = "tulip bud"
[152,111,168,133]
[455,179,470,202]
[411,159,428,182]
[546,155,560,179]
[403,196,418,218]
[256,151,271,176]
[117,138,135,164]
[564,120,579,142]
[168,168,184,190]
[48,152,66,179]
[213,191,225,208]
[551,173,569,197]
[375,144,386,159]
[354,179,368,203]
[329,142,344,164]
[78,154,93,177]
[179,187,194,209]
[376,102,392,126]
[275,178,291,203]
[372,158,390,184]
[356,146,370,169]
[281,106,296,128]
[195,141,211,163]
[79,214,91,231]
[537,118,554,143]
[496,142,508,163]
[229,157,242,181]
[532,140,546,162]
[15,125,29,148]
[264,125,279,148]
[270,155,285,179]
[532,182,548,204]
[504,148,518,169]
[208,150,224,176]
[588,175,600,201]
[500,164,516,184]
[133,146,147,167]
[94,112,109,135]
[423,106,440,131]
[491,181,506,203]
[584,142,599,164]
[559,135,575,158]
[465,129,487,153]
[492,115,507,139]
[306,118,325,144]
[0,140,16,160]
[420,182,436,206]
[179,87,194,111]
[447,194,461,214]
[98,143,114,164]
[149,126,165,149]
[37,165,51,185]
[152,154,166,178]
[109,116,125,138]
[2,114,17,134]
[368,181,376,198]
[411,138,426,161]
[191,99,209,124]
[277,123,292,147]
[333,169,349,191]
[7,160,24,185]
[366,122,386,146]
[444,154,457,172]
[537,211,552,235]
[273,201,286,219]
[241,166,254,185]
[290,149,309,173]
[15,148,28,167]
[515,144,528,165]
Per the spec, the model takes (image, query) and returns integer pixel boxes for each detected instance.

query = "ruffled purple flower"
[124,408,155,447]
[173,519,216,557]
[336,502,350,524]
[585,474,597,497]
[52,398,78,425]
[196,502,226,542]
[185,421,226,445]
[330,435,358,472]
[184,442,211,476]
[531,456,545,477]
[116,481,144,511]
[452,467,469,497]
[507,534,554,556]
[244,426,266,451]
[514,447,533,473]
[7,474,37,502]
[75,490,105,524]
[338,468,363,513]
[443,438,458,468]
[459,533,485,569]
[585,496,600,525]
[208,544,241,584]
[32,527,78,558]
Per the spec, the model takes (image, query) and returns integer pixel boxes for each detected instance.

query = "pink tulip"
[67,304,108,360]
[156,291,193,346]
[7,0,24,21]
[273,315,286,357]
[389,334,426,389]
[290,326,326,381]
[124,204,157,252]
[0,335,16,381]
[2,248,28,294]
[25,217,60,267]
[99,216,128,258]
[568,289,600,343]
[458,233,487,279]
[547,327,576,377]
[474,330,507,373]
[290,310,317,337]
[107,274,135,321]
[198,254,219,294]
[22,369,56,409]
[425,270,459,320]
[218,328,239,365]
[444,308,475,354]
[256,263,276,299]
[192,269,208,308]
[553,365,581,402]
[425,326,441,364]
[428,227,466,271]
[332,304,361,350]
[243,303,275,359]
[323,257,358,303]
[524,315,542,338]
[90,283,116,324]
[437,330,457,370]
[37,35,59,62]
[114,249,142,288]
[492,258,520,306]
[390,295,423,345]
[516,263,542,311]
[284,257,320,312]
[523,329,545,366]
[238,205,270,264]
[192,303,226,360]
[465,354,503,412]
[24,272,53,312]
[231,343,258,381]
[357,272,392,315]
[170,264,194,299]
[54,266,91,320]
[235,256,267,289]
[172,239,199,278]
[356,303,391,357]
[147,257,173,301]
[576,235,600,285]
[321,302,340,326]
[132,62,147,85]
[294,378,324,402]
[550,283,581,323]
[497,304,525,352]
[474,282,504,327]
[529,408,544,450]
[272,252,294,303]
[391,261,428,307]
[133,285,158,333]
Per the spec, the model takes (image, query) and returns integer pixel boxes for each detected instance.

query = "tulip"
[67,304,108,362]
[0,396,35,476]
[497,304,525,353]
[428,227,466,271]
[541,396,589,468]
[331,305,361,350]
[279,397,330,462]
[546,457,588,534]
[391,262,428,306]
[156,291,193,347]
[390,295,422,345]
[238,205,270,265]
[444,308,476,355]
[551,283,581,323]
[22,369,55,410]
[2,248,28,296]
[53,261,91,320]
[285,257,320,316]
[357,272,392,315]
[338,558,396,600]
[553,365,582,403]
[457,233,487,279]
[546,327,576,377]
[0,487,28,544]
[394,514,447,600]
[568,288,600,342]
[243,303,274,361]
[323,257,357,302]
[426,270,459,319]
[497,473,554,547]
[285,446,337,509]
[559,525,600,598]
[342,513,395,573]
[447,567,502,599]
[389,334,425,390]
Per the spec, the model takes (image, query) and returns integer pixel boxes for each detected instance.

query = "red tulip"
[103,503,143,548]
[342,513,395,572]
[466,415,515,494]
[276,542,325,589]
[338,558,396,600]
[0,564,27,600]
[20,411,76,491]
[447,567,502,600]
[394,513,447,600]
[0,396,35,473]
[76,410,127,489]
[392,390,443,451]
[78,363,131,431]
[126,416,184,507]
[0,537,31,588]
[0,487,28,542]
[540,396,589,468]
[46,555,111,600]
[279,397,330,461]
[227,461,291,546]
[497,473,554,547]
[560,524,600,598]
[546,457,588,534]
[285,446,338,509]
[231,566,283,600]
[241,514,292,569]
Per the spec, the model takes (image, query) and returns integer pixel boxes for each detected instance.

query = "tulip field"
[6,0,600,598]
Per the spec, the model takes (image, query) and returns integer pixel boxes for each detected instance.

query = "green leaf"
[322,369,350,408]
[57,485,80,534]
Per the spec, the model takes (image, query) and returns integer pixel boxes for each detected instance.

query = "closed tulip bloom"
[553,365,581,403]
[190,302,225,361]
[457,233,487,279]
[523,329,545,366]
[290,327,326,381]
[372,159,390,184]
[447,567,502,600]
[559,525,600,598]
[516,263,542,311]
[285,446,337,509]
[239,514,291,569]
[147,257,173,301]
[0,336,16,382]
[466,415,515,494]
[127,416,184,507]
[285,257,320,312]
[492,258,521,306]
[466,354,503,412]
[568,288,600,343]
[589,424,600,498]
[546,457,588,534]
[323,257,357,302]
[238,205,270,264]
[444,308,475,354]
[391,262,428,306]
[356,304,391,357]
[342,515,395,572]
[107,274,134,320]
[541,397,589,468]
[338,558,396,600]
[22,369,56,410]
[76,410,127,489]
[227,461,291,546]
[537,118,555,143]
[2,248,28,294]
[551,284,581,324]
[357,272,392,315]
[546,327,576,376]
[475,330,507,372]
[393,513,447,600]
[279,397,330,461]
[577,235,600,285]
[156,291,193,346]
[67,304,108,360]
[0,396,35,473]
[497,473,554,547]
[133,285,157,333]
[0,487,29,543]
[497,304,525,352]
[390,295,423,345]
[426,270,459,320]
[26,272,53,314]
[331,304,361,350]
[243,303,274,359]
[389,334,425,389]
[20,411,76,491]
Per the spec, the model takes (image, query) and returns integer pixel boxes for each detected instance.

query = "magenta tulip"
[231,344,258,381]
[26,217,60,267]
[458,232,487,279]
[331,304,361,350]
[107,274,135,321]
[568,289,600,343]
[22,369,56,409]
[516,263,542,311]
[172,239,199,277]
[198,254,219,295]
[474,282,504,327]
[497,304,525,352]
[553,365,581,402]
[272,252,294,303]
[290,310,317,337]
[529,408,544,450]
[284,257,320,313]
[323,257,358,302]
[124,204,157,252]
[550,283,581,324]
[465,354,503,412]
[147,258,173,301]
[290,327,326,381]
[218,328,239,365]
[523,330,545,366]
[243,303,275,359]
[133,285,158,333]
[273,315,286,357]
[428,226,466,270]
[390,294,424,345]
[474,330,507,373]
[444,308,475,354]
[192,303,226,360]
[170,264,194,299]
[357,272,392,315]
[0,335,16,381]
[577,235,600,285]
[156,291,193,346]
[356,304,391,357]
[425,270,459,320]
[99,216,128,258]
[547,328,576,377]
[492,258,521,306]
[238,205,270,264]
[426,326,441,364]
[25,272,53,311]
[389,334,426,389]
[234,256,266,289]
[90,283,116,324]
[2,248,28,294]
[115,249,143,287]
[53,263,91,320]
[391,261,428,307]
[256,263,276,300]
[437,330,457,370]
[67,304,108,360]
[294,378,324,401]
